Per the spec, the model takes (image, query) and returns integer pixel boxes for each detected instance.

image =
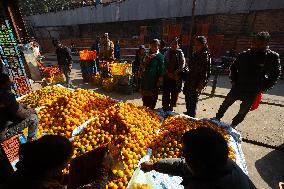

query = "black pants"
[162,91,179,111]
[216,90,256,126]
[162,77,182,111]
[184,90,199,118]
[142,94,158,110]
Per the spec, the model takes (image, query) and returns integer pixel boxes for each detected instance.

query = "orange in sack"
[250,92,263,111]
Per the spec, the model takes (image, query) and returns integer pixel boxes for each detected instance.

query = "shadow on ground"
[255,144,284,189]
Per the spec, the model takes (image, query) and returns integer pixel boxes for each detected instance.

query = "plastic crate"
[79,50,97,60]
[111,63,132,76]
[0,134,21,163]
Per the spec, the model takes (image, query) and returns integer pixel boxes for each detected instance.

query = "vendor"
[2,135,73,189]
[100,33,115,61]
[141,127,257,189]
[0,73,38,142]
[3,135,112,189]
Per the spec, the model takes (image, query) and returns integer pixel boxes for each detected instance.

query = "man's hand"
[19,103,27,109]
[68,64,72,72]
[145,54,156,63]
[28,108,37,115]
[140,161,155,172]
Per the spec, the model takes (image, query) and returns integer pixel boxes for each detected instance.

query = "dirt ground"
[34,56,284,189]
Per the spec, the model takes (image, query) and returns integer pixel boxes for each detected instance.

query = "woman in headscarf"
[139,39,165,110]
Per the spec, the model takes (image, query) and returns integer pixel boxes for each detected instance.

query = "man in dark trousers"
[53,39,74,88]
[91,36,101,72]
[0,73,38,142]
[215,31,281,127]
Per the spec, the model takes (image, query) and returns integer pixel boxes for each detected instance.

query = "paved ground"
[35,55,284,189]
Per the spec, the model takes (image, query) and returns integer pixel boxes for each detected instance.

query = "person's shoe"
[211,117,220,121]
[183,111,189,115]
[231,124,237,129]
[162,107,169,112]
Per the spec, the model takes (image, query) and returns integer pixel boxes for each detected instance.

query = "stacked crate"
[79,50,97,82]
[0,16,32,97]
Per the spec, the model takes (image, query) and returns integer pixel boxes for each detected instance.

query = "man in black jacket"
[215,31,281,127]
[183,36,211,117]
[53,39,73,88]
[0,73,38,141]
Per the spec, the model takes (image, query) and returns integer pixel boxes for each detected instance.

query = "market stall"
[14,86,248,189]
[0,13,32,97]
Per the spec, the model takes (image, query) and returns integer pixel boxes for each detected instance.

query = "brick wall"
[34,9,284,57]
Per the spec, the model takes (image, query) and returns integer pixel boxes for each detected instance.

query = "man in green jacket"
[139,39,165,110]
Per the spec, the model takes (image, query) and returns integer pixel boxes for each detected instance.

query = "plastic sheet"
[128,110,249,189]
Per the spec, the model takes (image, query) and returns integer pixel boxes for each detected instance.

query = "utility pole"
[188,0,197,57]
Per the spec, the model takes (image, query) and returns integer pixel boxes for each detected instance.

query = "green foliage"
[19,0,96,16]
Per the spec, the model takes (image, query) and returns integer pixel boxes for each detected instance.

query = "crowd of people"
[134,31,281,127]
[0,31,281,189]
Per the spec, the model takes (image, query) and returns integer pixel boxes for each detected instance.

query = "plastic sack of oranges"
[102,78,116,92]
[93,74,102,86]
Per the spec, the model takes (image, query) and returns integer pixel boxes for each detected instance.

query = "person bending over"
[141,127,256,189]
[0,73,38,142]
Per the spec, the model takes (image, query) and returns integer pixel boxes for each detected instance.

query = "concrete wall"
[26,0,284,27]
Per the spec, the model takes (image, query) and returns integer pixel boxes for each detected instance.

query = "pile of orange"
[72,102,161,189]
[18,86,71,108]
[20,87,237,189]
[38,89,116,138]
[150,116,235,163]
